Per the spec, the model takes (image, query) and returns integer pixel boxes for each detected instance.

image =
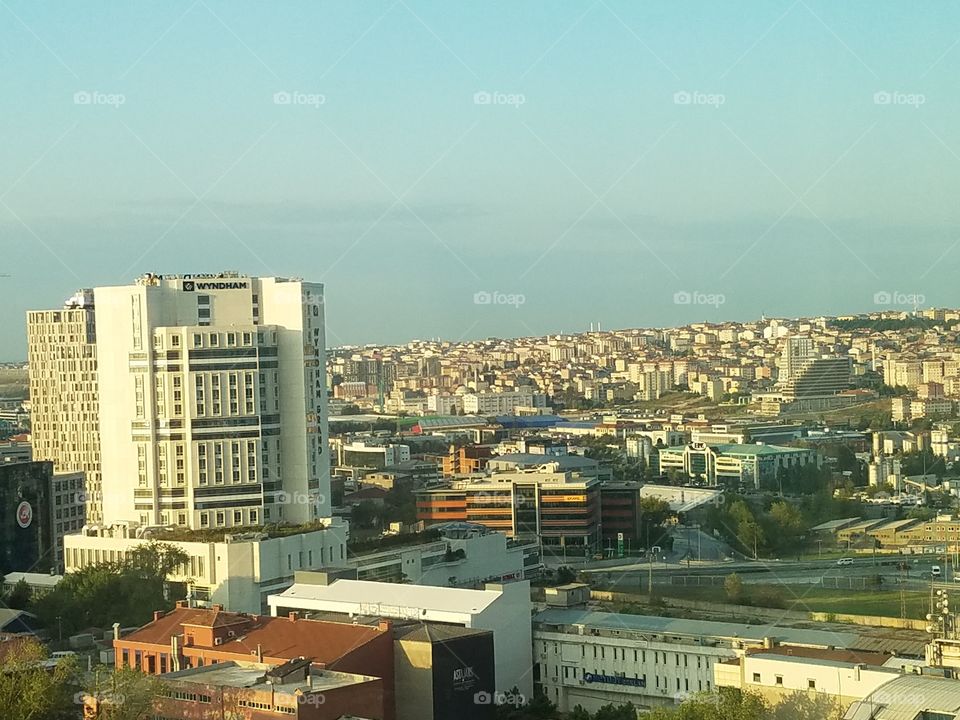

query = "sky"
[2,1,960,358]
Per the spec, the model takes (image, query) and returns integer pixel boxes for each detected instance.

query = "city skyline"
[3,1,960,355]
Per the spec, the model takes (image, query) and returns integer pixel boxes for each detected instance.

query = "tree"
[594,703,637,720]
[4,577,32,610]
[80,666,167,720]
[556,566,577,585]
[770,691,842,720]
[34,541,188,636]
[0,636,78,720]
[645,688,768,720]
[724,573,743,603]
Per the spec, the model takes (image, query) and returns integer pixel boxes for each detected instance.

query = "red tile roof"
[119,608,386,667]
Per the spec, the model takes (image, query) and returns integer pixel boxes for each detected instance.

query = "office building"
[417,466,602,555]
[92,272,331,528]
[26,289,102,522]
[394,624,496,720]
[532,609,863,714]
[268,577,533,699]
[656,442,820,489]
[66,521,347,613]
[349,522,535,586]
[715,646,904,712]
[0,461,52,574]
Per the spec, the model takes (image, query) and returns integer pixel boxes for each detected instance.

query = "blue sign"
[583,672,645,688]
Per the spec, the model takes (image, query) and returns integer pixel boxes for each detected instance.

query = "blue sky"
[2,1,960,357]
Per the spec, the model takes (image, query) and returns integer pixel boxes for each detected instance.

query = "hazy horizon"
[3,1,960,357]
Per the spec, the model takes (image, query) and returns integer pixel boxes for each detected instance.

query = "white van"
[836,557,854,566]
[932,565,942,578]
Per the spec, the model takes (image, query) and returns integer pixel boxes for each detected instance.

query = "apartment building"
[26,289,102,522]
[462,390,547,415]
[93,272,331,529]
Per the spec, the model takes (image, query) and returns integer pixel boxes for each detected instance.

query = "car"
[932,565,942,578]
[836,557,854,566]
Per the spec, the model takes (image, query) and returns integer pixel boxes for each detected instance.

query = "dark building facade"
[0,461,53,574]
[395,624,495,720]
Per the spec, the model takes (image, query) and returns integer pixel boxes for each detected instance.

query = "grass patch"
[653,583,928,619]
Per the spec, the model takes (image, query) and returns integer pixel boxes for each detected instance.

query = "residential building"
[268,577,533,698]
[463,391,547,415]
[26,289,102,522]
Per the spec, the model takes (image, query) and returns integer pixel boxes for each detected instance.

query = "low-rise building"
[715,646,904,712]
[115,603,396,718]
[268,577,533,699]
[66,520,348,613]
[656,442,820,489]
[533,609,862,714]
[349,523,534,587]
[150,659,386,720]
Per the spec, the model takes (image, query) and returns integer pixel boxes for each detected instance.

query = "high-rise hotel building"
[91,272,332,530]
[27,290,103,522]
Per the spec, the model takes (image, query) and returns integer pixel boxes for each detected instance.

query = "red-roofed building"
[115,602,396,719]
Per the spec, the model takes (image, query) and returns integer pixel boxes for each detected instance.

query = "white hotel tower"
[93,272,331,530]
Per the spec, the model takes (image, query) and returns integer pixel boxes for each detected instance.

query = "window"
[775,675,783,686]
[752,673,761,683]
[807,679,816,690]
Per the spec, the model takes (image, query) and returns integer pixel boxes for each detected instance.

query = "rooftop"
[165,660,376,695]
[844,674,960,719]
[533,609,860,649]
[118,606,387,665]
[270,579,511,615]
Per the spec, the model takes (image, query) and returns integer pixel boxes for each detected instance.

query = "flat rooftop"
[165,661,374,695]
[534,609,859,649]
[271,579,511,615]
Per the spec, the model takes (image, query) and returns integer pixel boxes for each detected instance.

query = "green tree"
[645,688,768,719]
[770,690,842,720]
[81,666,167,720]
[0,637,78,720]
[34,541,188,637]
[3,577,32,610]
[724,573,743,603]
[594,702,637,720]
